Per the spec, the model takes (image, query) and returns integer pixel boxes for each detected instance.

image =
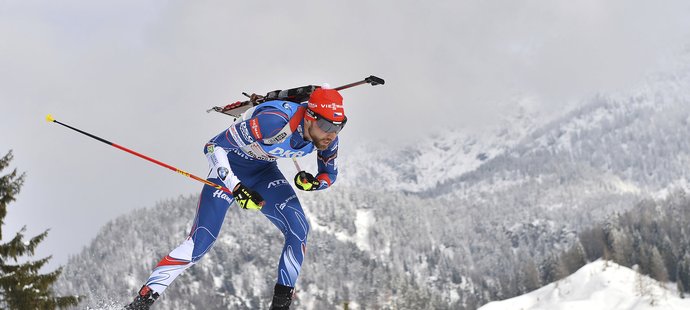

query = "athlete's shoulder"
[250,101,302,141]
[257,100,304,114]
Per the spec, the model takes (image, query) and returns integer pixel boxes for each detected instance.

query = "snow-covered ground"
[479,260,690,310]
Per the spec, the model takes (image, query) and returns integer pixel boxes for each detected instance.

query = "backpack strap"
[261,106,306,145]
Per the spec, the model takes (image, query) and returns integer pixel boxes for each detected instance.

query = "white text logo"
[212,190,233,203]
[319,103,342,110]
[275,194,297,210]
[268,179,289,188]
[269,147,305,158]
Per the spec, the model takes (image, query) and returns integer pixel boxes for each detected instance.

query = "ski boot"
[269,283,295,310]
[125,285,159,310]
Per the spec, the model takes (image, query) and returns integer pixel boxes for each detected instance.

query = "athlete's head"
[304,88,346,150]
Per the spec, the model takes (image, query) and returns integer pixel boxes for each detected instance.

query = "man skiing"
[125,87,346,310]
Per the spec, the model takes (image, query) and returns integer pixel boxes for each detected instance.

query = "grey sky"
[2,0,690,270]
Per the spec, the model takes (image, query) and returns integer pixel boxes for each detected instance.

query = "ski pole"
[292,158,303,172]
[292,158,308,182]
[45,114,233,194]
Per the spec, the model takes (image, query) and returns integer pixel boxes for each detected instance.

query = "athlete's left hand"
[294,171,321,191]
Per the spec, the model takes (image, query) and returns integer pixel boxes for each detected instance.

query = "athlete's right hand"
[294,171,321,191]
[232,183,265,211]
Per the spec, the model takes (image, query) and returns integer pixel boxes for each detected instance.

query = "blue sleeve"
[315,137,338,190]
[205,105,289,154]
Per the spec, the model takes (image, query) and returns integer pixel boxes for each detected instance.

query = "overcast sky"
[2,0,690,270]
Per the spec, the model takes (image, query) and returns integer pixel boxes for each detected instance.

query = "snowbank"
[479,260,690,310]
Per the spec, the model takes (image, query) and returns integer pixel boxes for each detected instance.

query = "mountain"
[478,260,690,310]
[55,59,690,309]
[338,96,546,193]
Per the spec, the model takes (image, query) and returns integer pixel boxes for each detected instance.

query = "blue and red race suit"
[142,100,339,294]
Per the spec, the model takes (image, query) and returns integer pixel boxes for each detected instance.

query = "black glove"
[294,171,321,191]
[232,183,265,210]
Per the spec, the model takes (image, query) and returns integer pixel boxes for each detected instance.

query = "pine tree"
[0,151,80,309]
[648,246,669,283]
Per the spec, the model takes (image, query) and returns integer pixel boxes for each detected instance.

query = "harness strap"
[261,106,306,145]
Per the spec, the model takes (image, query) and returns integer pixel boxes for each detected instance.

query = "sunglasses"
[308,110,347,134]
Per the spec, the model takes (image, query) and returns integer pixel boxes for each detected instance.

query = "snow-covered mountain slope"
[330,62,690,233]
[415,65,690,232]
[443,67,690,195]
[338,96,546,193]
[479,260,690,310]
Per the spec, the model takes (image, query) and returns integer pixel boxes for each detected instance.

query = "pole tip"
[45,114,55,122]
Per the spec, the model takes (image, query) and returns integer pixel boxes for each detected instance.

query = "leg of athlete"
[251,165,310,309]
[126,150,238,309]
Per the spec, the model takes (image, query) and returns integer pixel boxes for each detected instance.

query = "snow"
[309,219,354,245]
[354,209,373,252]
[307,208,375,254]
[609,175,642,194]
[479,260,690,310]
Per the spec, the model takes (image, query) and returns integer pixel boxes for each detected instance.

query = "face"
[305,119,338,150]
